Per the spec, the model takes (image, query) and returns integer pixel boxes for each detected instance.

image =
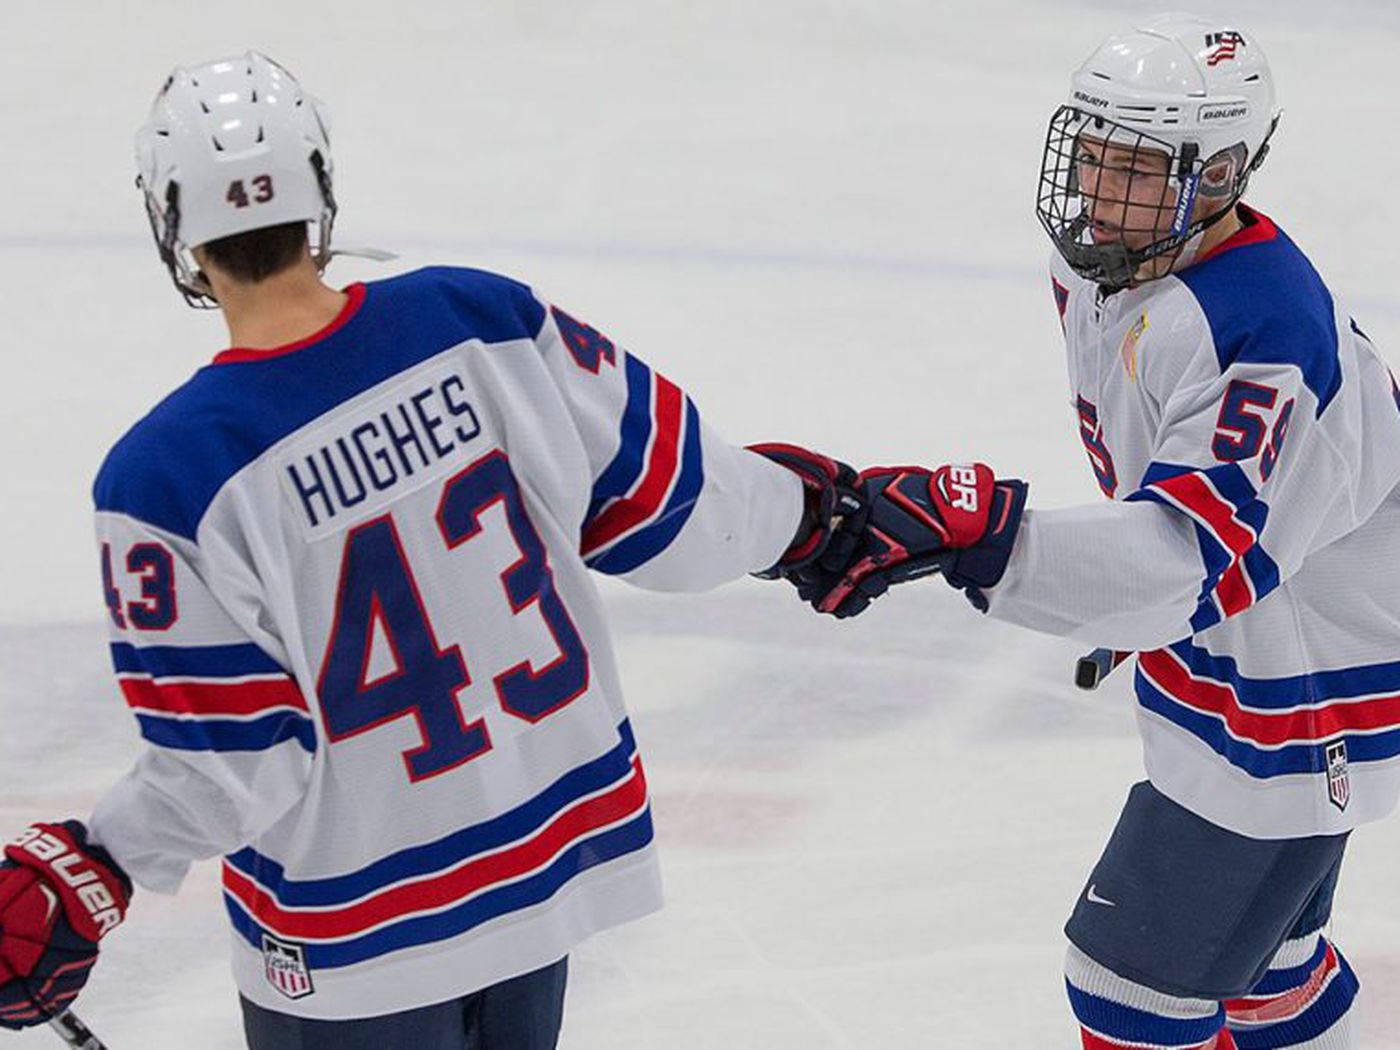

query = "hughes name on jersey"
[88,268,803,1018]
[991,207,1400,838]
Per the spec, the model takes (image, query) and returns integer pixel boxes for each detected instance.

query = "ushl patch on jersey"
[1325,740,1351,813]
[263,934,315,1000]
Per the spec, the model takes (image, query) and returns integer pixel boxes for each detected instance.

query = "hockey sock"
[1224,932,1359,1049]
[1066,944,1235,1050]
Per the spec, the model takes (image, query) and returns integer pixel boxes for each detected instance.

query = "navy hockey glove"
[797,463,1028,618]
[0,822,130,1029]
[748,443,863,577]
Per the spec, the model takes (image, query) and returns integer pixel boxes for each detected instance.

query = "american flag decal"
[1205,31,1246,66]
[263,934,315,1000]
[1325,740,1350,812]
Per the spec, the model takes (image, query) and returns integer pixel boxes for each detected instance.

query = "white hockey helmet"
[1036,13,1281,289]
[135,52,336,307]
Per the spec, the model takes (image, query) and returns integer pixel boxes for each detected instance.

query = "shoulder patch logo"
[263,934,315,1000]
[1118,312,1148,382]
[1325,739,1350,812]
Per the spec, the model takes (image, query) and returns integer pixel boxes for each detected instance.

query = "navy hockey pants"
[240,957,568,1050]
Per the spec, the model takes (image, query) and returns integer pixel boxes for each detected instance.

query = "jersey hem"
[229,848,662,1019]
[1136,706,1399,839]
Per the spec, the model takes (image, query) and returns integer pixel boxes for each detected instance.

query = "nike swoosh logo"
[1086,884,1116,908]
[39,884,59,924]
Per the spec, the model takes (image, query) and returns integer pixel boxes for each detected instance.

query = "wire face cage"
[1036,106,1206,291]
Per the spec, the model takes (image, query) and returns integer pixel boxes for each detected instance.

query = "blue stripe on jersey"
[1249,937,1328,996]
[224,808,654,969]
[1132,461,1280,631]
[224,718,638,906]
[1233,953,1359,1049]
[110,641,285,680]
[1135,671,1400,777]
[1176,221,1342,415]
[1185,524,1229,632]
[586,353,653,525]
[1065,979,1225,1045]
[1166,640,1400,711]
[94,268,547,540]
[136,711,317,753]
[586,397,704,576]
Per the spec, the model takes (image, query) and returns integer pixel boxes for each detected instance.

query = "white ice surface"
[2,1,1398,1047]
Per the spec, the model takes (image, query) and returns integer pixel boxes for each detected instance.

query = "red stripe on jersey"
[223,757,648,940]
[119,676,308,717]
[1225,942,1338,1024]
[1139,650,1400,747]
[581,377,684,556]
[1080,1027,1234,1050]
[1150,472,1255,559]
[1214,561,1254,618]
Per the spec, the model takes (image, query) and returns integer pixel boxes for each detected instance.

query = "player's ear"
[189,244,218,296]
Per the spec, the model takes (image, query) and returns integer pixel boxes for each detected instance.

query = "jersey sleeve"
[87,511,315,893]
[534,300,805,591]
[988,315,1400,650]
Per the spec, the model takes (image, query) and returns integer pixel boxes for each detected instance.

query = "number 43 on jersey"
[318,451,590,783]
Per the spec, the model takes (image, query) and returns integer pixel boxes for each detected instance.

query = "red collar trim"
[1194,205,1278,266]
[212,283,366,365]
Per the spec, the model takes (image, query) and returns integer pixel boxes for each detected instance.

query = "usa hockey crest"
[1325,740,1350,812]
[262,934,315,1000]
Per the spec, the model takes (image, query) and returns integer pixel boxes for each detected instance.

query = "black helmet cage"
[1036,105,1276,290]
[138,149,339,310]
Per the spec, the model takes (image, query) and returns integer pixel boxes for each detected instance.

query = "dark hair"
[200,221,309,283]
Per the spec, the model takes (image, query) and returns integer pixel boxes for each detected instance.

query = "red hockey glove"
[748,443,864,577]
[0,822,131,1029]
[795,463,1028,618]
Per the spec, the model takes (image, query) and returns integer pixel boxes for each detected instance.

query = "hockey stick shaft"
[48,1008,109,1050]
[1075,648,1131,690]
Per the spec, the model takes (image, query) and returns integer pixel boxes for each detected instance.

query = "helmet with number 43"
[1036,13,1281,290]
[135,51,337,307]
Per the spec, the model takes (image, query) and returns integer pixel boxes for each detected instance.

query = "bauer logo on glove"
[9,827,125,938]
[0,821,131,1030]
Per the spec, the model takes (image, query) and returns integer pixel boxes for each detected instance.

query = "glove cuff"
[747,443,859,576]
[944,478,1029,608]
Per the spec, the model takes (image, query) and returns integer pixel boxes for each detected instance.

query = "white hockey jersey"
[989,207,1400,839]
[87,268,803,1018]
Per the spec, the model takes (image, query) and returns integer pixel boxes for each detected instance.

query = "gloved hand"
[0,822,131,1029]
[748,443,864,577]
[793,462,1028,618]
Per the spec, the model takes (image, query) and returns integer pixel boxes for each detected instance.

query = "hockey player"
[0,53,855,1048]
[784,15,1397,1050]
